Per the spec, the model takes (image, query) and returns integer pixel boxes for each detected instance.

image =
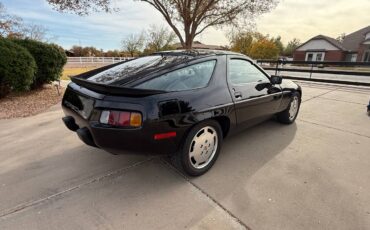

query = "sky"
[2,0,370,51]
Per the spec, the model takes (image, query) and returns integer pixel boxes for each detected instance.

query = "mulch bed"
[0,84,65,119]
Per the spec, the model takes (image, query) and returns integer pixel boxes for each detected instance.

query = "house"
[342,26,370,62]
[173,41,226,50]
[293,26,370,62]
[293,35,346,62]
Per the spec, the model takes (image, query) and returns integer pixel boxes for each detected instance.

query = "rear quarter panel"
[143,55,236,146]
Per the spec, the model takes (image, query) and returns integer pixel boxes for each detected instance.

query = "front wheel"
[171,120,223,176]
[277,91,301,124]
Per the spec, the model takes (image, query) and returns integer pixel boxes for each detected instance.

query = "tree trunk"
[184,35,194,49]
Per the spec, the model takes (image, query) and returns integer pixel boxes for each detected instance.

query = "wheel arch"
[212,116,231,138]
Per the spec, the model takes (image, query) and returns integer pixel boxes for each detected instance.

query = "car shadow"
[188,119,297,193]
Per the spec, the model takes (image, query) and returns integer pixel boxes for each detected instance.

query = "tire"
[171,120,223,176]
[277,91,301,124]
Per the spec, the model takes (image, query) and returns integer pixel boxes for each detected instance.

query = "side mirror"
[270,75,282,85]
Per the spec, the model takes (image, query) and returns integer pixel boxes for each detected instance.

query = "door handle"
[234,91,242,99]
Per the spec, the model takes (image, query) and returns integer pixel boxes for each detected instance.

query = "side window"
[135,60,216,91]
[228,59,269,85]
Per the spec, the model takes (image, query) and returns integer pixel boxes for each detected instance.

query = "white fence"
[67,57,134,64]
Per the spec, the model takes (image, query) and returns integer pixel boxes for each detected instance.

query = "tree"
[271,35,284,55]
[104,49,123,57]
[336,33,346,43]
[46,0,278,49]
[230,31,279,59]
[70,45,103,56]
[249,38,279,60]
[230,31,257,55]
[1,3,50,41]
[283,38,301,57]
[121,32,145,57]
[22,23,48,41]
[0,2,23,38]
[143,24,176,54]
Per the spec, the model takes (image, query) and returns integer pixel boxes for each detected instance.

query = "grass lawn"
[61,67,97,80]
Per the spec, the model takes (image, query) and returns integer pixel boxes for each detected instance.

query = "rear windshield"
[87,55,191,84]
[135,60,216,91]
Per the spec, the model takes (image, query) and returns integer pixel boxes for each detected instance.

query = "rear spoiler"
[70,77,167,97]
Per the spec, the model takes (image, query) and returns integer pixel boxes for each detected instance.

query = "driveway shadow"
[191,120,297,192]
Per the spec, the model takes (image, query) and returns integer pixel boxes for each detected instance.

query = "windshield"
[87,55,191,85]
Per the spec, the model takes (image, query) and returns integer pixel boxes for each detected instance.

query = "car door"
[227,57,282,126]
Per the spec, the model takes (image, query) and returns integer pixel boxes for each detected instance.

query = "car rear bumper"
[62,107,180,155]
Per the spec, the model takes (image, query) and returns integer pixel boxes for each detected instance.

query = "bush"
[0,38,37,98]
[12,39,67,88]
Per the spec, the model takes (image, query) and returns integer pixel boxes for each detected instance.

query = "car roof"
[84,50,253,86]
[153,49,246,58]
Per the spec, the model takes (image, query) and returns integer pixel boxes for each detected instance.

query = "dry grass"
[61,67,97,80]
[0,84,65,119]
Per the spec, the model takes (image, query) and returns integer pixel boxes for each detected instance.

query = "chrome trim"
[233,92,282,104]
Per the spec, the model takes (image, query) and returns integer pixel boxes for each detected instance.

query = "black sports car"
[62,50,302,176]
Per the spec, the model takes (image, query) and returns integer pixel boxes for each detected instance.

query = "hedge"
[0,38,37,98]
[12,39,67,88]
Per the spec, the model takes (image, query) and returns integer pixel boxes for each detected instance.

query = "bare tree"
[121,32,145,57]
[146,24,176,52]
[1,3,52,41]
[46,0,278,49]
[22,23,48,41]
[46,0,112,16]
[336,33,346,43]
[0,2,24,38]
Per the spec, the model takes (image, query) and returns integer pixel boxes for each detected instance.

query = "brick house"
[293,26,370,62]
[342,26,370,62]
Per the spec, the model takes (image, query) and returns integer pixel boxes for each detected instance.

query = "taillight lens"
[100,110,142,127]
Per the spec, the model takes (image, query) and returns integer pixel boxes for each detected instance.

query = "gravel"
[0,84,65,119]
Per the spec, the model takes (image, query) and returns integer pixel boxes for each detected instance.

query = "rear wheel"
[277,91,301,124]
[172,120,222,176]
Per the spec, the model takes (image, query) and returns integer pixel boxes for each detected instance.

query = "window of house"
[365,33,370,40]
[228,59,269,85]
[135,60,216,91]
[305,52,325,62]
[307,53,313,61]
[316,53,323,61]
[363,51,370,62]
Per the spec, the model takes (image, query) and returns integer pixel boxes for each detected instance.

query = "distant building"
[173,41,226,50]
[293,26,370,62]
[65,50,75,57]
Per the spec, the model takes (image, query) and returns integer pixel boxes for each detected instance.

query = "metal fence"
[257,60,370,86]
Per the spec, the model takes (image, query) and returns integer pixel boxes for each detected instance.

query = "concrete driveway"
[0,82,369,230]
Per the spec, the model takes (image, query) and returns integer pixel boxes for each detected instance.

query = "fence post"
[309,63,314,79]
[275,60,280,76]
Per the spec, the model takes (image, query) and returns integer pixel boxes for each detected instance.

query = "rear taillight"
[100,110,142,127]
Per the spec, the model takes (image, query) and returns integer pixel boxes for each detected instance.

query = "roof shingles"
[342,26,370,51]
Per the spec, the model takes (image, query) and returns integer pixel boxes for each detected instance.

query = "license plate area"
[63,88,95,119]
